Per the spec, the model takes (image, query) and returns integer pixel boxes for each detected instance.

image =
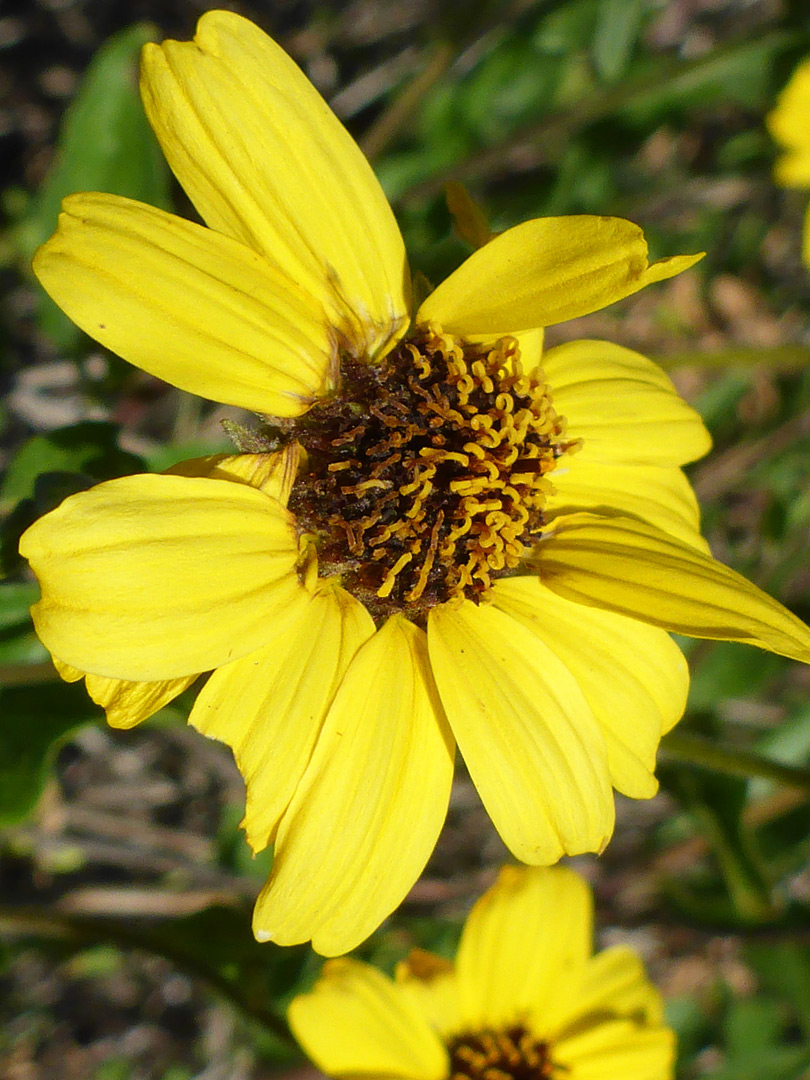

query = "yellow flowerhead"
[21,11,810,955]
[768,56,810,264]
[290,865,675,1080]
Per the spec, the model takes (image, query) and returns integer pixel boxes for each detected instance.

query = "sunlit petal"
[544,340,711,466]
[428,600,614,865]
[492,576,688,797]
[20,473,306,681]
[253,615,454,956]
[34,194,335,416]
[538,513,810,663]
[189,584,374,852]
[419,216,701,334]
[141,10,410,356]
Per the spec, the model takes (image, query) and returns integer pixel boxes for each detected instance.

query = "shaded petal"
[85,672,199,729]
[253,615,455,956]
[454,866,592,1034]
[189,584,374,852]
[538,513,810,663]
[548,455,707,551]
[555,1020,675,1080]
[418,216,701,334]
[428,600,614,865]
[491,576,688,798]
[513,327,545,367]
[466,328,545,369]
[544,340,711,466]
[141,11,409,355]
[19,473,307,681]
[34,194,333,416]
[52,657,83,682]
[53,641,199,729]
[289,958,448,1080]
[169,443,300,505]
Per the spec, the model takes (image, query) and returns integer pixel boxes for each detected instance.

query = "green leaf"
[1,422,145,576]
[746,942,810,1041]
[12,23,171,351]
[661,769,777,924]
[0,582,48,667]
[592,0,646,82]
[687,641,782,714]
[620,33,793,122]
[1,421,144,509]
[0,682,98,826]
[724,997,785,1057]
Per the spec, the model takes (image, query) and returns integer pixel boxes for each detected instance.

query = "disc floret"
[448,1026,556,1080]
[289,323,578,620]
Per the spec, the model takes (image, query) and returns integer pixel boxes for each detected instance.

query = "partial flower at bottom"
[289,865,675,1080]
[20,10,810,956]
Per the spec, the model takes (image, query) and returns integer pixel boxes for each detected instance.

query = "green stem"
[397,28,798,206]
[657,346,810,370]
[661,731,810,792]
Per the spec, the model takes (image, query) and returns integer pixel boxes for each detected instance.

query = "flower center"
[447,1026,556,1080]
[288,324,577,621]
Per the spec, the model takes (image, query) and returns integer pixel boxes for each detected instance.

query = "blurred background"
[3,0,810,1077]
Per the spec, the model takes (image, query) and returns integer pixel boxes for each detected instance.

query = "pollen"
[288,323,578,620]
[447,1026,557,1080]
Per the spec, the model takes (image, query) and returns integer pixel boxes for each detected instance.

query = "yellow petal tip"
[643,250,705,286]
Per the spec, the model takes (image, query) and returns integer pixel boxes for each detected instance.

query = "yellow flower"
[289,865,675,1080]
[768,56,810,264]
[21,11,810,955]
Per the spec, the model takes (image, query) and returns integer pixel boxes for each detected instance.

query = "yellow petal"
[34,194,333,416]
[418,216,702,334]
[289,958,448,1080]
[189,583,374,852]
[52,657,83,682]
[548,455,707,552]
[20,473,307,681]
[427,600,614,864]
[253,615,454,956]
[141,11,410,357]
[52,626,200,728]
[395,952,461,1039]
[538,513,810,663]
[555,1020,675,1080]
[83,672,199,729]
[514,327,545,366]
[565,947,665,1031]
[491,576,688,798]
[545,340,711,466]
[169,443,300,505]
[454,865,592,1034]
[768,58,810,188]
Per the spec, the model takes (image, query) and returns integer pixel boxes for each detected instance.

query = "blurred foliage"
[3,0,810,1076]
[0,682,98,826]
[10,24,171,351]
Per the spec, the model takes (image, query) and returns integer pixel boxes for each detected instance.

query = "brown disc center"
[287,323,577,621]
[448,1025,556,1080]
